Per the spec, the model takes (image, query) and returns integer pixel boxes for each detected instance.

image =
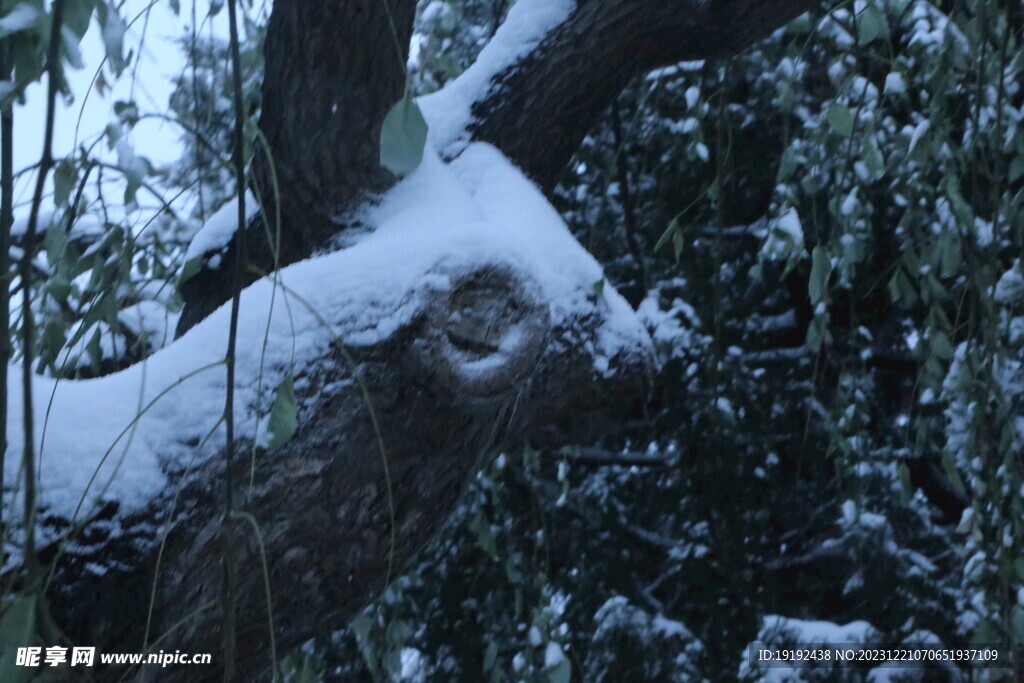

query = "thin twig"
[221,0,249,677]
[0,27,14,531]
[19,0,68,583]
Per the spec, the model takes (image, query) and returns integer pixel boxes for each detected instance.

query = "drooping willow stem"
[222,0,250,677]
[19,0,67,582]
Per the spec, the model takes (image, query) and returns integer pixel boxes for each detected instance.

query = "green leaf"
[1013,606,1024,644]
[53,160,76,207]
[942,176,974,228]
[546,648,571,683]
[971,618,1000,647]
[482,641,498,673]
[941,451,967,499]
[64,0,96,40]
[86,326,103,372]
[471,512,498,560]
[592,278,605,296]
[654,217,681,254]
[1014,557,1024,583]
[43,216,69,268]
[827,102,855,137]
[1010,156,1024,183]
[929,331,955,360]
[0,594,37,683]
[939,233,961,278]
[806,316,829,352]
[39,319,66,369]
[672,228,685,262]
[177,256,204,289]
[46,276,72,303]
[380,96,428,176]
[808,246,831,305]
[858,3,889,45]
[862,132,885,176]
[897,463,912,506]
[267,373,297,450]
[777,146,797,182]
[349,613,379,677]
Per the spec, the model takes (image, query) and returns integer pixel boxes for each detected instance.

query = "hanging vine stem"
[19,0,67,584]
[222,0,250,677]
[0,28,14,532]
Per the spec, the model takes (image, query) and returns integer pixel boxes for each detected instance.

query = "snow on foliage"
[586,596,704,681]
[739,616,880,682]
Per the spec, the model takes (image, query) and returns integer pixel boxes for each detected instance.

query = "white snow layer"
[184,190,259,262]
[182,0,575,265]
[4,142,650,525]
[419,0,576,156]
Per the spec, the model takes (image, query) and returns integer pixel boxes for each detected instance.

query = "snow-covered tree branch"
[177,0,827,332]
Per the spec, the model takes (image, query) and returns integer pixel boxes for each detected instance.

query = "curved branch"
[460,0,824,190]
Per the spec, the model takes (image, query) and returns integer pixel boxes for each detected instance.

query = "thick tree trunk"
[177,0,418,334]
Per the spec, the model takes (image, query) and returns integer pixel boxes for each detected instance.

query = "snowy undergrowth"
[3,142,649,530]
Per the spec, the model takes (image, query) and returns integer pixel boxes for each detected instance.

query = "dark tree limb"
[466,0,824,191]
[560,446,673,468]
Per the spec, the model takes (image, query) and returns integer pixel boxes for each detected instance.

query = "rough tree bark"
[177,0,824,336]
[177,0,419,334]
[42,253,654,680]
[9,1,829,680]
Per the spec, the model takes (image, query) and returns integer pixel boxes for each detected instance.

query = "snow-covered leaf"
[97,3,126,74]
[0,3,39,38]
